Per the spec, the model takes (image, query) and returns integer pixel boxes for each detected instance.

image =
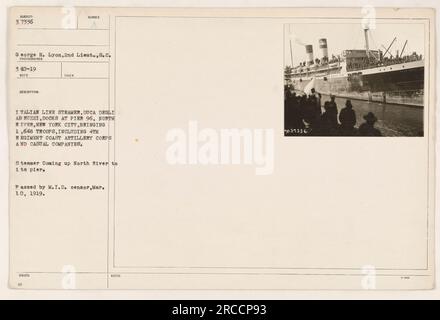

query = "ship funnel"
[305,45,314,65]
[319,38,328,60]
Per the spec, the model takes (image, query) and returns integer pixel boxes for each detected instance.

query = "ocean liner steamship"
[284,27,424,107]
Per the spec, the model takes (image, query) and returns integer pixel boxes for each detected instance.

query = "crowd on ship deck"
[292,52,422,74]
[284,85,382,136]
[347,52,423,71]
[296,54,341,68]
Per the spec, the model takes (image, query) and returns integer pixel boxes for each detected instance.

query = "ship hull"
[290,62,424,107]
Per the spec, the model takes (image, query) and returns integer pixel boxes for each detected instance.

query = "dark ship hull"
[290,60,424,107]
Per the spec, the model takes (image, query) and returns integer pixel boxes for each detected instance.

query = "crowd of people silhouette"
[284,86,382,136]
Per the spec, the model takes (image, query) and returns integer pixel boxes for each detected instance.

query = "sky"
[284,22,425,67]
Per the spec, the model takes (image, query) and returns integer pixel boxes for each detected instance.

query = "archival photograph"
[284,22,425,137]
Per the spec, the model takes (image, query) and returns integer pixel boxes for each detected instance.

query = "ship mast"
[289,39,294,67]
[363,27,370,58]
[400,40,408,58]
[383,37,397,58]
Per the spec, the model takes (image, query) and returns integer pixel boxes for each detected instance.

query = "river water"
[320,94,424,137]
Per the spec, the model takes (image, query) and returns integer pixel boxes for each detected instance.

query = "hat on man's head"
[363,112,378,122]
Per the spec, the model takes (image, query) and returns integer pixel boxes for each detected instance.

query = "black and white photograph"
[1,4,437,298]
[284,22,425,137]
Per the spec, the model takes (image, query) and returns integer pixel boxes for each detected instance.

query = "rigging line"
[369,29,378,51]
